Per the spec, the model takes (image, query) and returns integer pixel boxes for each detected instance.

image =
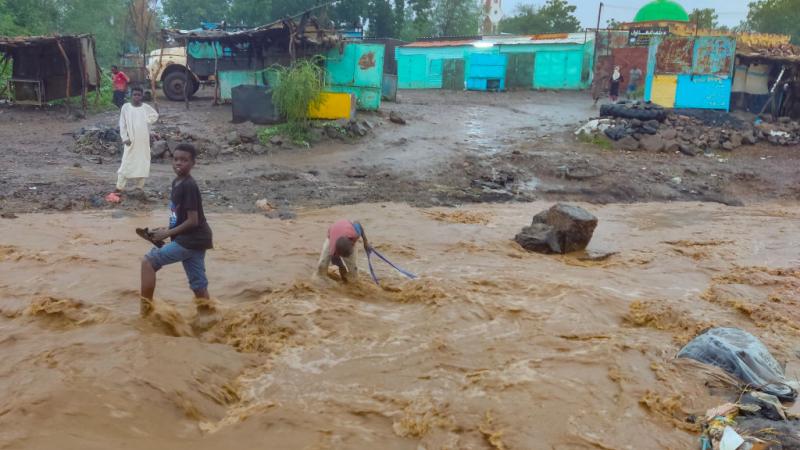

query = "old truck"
[147,46,206,101]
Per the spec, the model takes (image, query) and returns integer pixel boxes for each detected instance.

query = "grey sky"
[500,0,751,28]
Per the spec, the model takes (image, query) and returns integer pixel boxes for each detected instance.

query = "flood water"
[1,202,799,449]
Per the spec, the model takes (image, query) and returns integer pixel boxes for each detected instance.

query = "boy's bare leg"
[140,258,156,316]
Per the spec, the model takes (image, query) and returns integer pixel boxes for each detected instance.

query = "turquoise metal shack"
[396,33,595,91]
[166,16,384,110]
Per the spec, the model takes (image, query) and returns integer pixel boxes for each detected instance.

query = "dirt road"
[1,90,798,214]
[1,202,799,449]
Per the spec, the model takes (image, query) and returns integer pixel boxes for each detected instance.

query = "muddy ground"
[1,88,798,214]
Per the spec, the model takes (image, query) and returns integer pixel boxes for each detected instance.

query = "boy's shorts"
[145,241,208,291]
[627,83,638,93]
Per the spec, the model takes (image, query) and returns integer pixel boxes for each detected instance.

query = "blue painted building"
[395,33,595,91]
[644,35,736,110]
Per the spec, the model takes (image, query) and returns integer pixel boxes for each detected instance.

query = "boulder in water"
[515,204,598,254]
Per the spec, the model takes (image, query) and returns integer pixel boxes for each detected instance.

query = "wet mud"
[1,202,799,449]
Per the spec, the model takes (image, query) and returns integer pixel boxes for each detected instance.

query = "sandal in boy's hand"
[136,227,165,248]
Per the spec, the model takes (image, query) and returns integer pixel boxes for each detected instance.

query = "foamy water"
[1,202,799,449]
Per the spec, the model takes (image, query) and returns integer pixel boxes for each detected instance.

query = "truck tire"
[163,71,195,101]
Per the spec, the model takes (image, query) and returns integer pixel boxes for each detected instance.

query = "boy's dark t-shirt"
[169,176,213,250]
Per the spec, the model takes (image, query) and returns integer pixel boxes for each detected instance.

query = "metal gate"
[442,59,465,90]
[506,53,534,90]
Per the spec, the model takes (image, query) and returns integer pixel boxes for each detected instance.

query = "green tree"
[433,0,480,36]
[2,0,61,35]
[229,0,273,27]
[499,0,580,34]
[329,0,368,29]
[746,0,800,44]
[368,0,396,37]
[60,0,128,64]
[394,0,406,37]
[689,8,719,29]
[606,18,622,29]
[161,0,229,29]
[270,0,316,20]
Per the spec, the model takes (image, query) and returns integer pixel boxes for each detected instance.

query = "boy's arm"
[334,257,349,284]
[152,210,198,241]
[354,221,369,251]
[119,108,131,146]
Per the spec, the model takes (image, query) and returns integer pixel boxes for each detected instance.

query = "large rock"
[615,135,640,151]
[660,128,678,141]
[515,204,598,254]
[639,134,665,152]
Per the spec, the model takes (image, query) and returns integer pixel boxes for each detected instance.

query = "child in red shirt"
[111,65,130,109]
[316,219,369,283]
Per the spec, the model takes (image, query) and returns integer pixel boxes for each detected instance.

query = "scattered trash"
[677,327,797,401]
[719,426,744,450]
[574,118,612,136]
[255,198,275,212]
[105,192,121,204]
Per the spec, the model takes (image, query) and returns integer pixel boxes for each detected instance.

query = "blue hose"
[366,247,417,284]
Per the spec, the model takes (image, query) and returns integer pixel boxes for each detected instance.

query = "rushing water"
[1,202,799,449]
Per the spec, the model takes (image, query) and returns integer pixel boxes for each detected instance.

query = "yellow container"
[308,92,356,120]
[651,75,678,108]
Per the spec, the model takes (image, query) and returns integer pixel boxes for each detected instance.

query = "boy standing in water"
[140,143,213,316]
[117,86,158,194]
[316,219,370,283]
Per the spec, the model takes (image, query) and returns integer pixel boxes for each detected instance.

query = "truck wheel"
[163,71,193,101]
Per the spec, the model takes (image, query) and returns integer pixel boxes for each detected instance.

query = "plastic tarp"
[677,328,797,401]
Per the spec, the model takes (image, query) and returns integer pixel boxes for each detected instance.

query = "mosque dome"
[633,0,690,23]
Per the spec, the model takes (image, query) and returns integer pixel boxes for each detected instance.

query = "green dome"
[634,0,689,23]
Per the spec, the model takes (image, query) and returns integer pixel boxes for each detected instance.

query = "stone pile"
[580,102,800,154]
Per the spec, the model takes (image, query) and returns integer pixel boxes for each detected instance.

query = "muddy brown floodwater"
[1,201,799,449]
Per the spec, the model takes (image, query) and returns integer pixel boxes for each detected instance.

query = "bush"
[269,57,325,140]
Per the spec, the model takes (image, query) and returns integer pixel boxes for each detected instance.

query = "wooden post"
[78,39,88,113]
[184,38,189,110]
[213,41,220,105]
[92,37,101,106]
[56,39,72,114]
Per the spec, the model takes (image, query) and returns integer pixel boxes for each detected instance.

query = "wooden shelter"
[0,34,100,110]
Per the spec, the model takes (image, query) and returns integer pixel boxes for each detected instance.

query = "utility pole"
[591,2,603,87]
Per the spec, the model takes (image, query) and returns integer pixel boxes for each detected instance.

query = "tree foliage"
[746,0,800,44]
[161,0,229,29]
[499,0,580,35]
[433,0,481,36]
[689,8,719,29]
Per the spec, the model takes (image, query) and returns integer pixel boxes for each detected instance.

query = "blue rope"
[366,247,417,284]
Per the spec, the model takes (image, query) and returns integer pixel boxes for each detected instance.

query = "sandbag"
[599,103,667,122]
[677,328,797,401]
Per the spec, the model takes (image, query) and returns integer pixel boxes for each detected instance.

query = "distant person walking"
[116,86,158,193]
[111,65,129,109]
[609,66,623,103]
[627,67,643,100]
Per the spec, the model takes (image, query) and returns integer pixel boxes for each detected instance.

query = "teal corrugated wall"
[396,46,469,89]
[325,42,385,110]
[397,42,594,90]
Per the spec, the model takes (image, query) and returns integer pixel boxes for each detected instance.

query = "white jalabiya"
[118,102,159,179]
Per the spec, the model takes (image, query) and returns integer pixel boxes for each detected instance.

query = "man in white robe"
[116,86,158,192]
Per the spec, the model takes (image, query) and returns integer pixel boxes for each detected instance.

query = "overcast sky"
[501,0,751,28]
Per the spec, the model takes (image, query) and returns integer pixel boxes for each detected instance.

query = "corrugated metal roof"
[402,33,592,48]
[0,34,92,50]
[403,39,478,48]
